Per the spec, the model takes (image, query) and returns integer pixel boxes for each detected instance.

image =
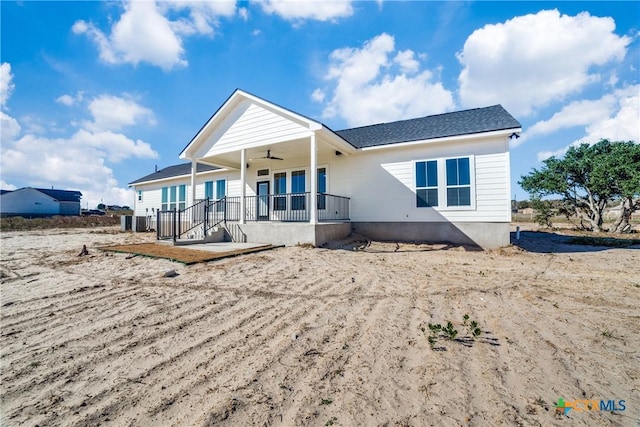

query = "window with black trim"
[415,160,438,207]
[274,172,286,211]
[317,168,326,210]
[291,170,306,211]
[161,185,186,210]
[446,158,471,206]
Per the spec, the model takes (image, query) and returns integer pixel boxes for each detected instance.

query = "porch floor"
[102,242,279,264]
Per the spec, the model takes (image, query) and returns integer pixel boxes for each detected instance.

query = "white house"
[130,89,521,248]
[0,188,82,217]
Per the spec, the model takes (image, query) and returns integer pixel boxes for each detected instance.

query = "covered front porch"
[155,192,350,244]
[158,89,358,245]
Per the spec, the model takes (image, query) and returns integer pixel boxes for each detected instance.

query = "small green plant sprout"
[534,397,546,407]
[463,314,470,325]
[428,323,442,333]
[472,327,482,338]
[601,329,615,338]
[321,398,333,405]
[443,322,458,340]
[427,335,437,348]
[325,417,338,426]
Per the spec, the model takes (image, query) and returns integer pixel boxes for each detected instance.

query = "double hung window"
[415,156,473,209]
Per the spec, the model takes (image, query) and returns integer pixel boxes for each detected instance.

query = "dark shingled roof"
[129,163,220,185]
[336,105,521,149]
[35,188,82,202]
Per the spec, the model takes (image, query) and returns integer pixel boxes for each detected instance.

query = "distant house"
[130,89,521,248]
[519,207,535,216]
[0,188,82,217]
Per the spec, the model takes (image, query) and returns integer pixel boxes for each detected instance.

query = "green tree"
[519,139,639,233]
[606,141,640,232]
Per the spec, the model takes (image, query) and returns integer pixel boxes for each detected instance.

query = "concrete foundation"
[219,221,508,249]
[224,222,351,247]
[351,221,510,249]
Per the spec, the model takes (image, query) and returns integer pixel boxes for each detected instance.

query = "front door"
[257,181,270,220]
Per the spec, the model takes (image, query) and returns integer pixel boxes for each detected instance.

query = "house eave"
[358,128,522,151]
[129,168,229,187]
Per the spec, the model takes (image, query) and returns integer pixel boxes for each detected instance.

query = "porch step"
[174,226,226,245]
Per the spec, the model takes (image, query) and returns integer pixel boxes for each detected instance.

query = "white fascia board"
[318,126,357,155]
[359,128,522,151]
[181,90,322,160]
[129,169,229,187]
[240,90,321,129]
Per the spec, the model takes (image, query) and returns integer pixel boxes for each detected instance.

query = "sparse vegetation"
[320,398,333,405]
[0,215,120,231]
[425,315,484,349]
[600,329,615,338]
[520,139,640,233]
[325,416,338,426]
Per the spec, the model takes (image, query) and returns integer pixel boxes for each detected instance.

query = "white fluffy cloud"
[0,180,17,191]
[83,94,156,133]
[257,0,353,21]
[1,111,21,141]
[162,1,236,35]
[1,62,15,109]
[316,33,454,127]
[458,9,631,116]
[56,94,75,106]
[536,85,639,160]
[73,1,236,71]
[56,92,84,106]
[1,133,139,206]
[0,66,158,207]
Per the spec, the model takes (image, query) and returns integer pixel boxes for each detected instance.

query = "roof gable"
[180,89,323,160]
[336,105,521,148]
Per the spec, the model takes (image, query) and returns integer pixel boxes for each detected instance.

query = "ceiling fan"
[258,150,283,160]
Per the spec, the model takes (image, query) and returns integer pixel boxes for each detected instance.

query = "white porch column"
[190,158,197,207]
[310,133,318,224]
[240,149,246,224]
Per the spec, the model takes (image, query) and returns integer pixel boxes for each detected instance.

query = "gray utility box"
[120,215,132,231]
[133,216,147,232]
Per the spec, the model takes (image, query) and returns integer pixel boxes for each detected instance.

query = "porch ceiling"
[197,134,347,170]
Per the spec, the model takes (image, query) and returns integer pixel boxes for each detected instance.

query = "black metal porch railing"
[157,197,228,241]
[225,192,350,222]
[157,193,350,240]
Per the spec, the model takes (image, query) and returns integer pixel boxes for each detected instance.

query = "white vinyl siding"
[132,134,510,223]
[202,102,311,157]
[330,135,510,222]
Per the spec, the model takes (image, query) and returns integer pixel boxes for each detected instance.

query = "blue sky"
[1,1,638,208]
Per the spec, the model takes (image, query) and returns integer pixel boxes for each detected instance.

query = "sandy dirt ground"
[1,226,638,427]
